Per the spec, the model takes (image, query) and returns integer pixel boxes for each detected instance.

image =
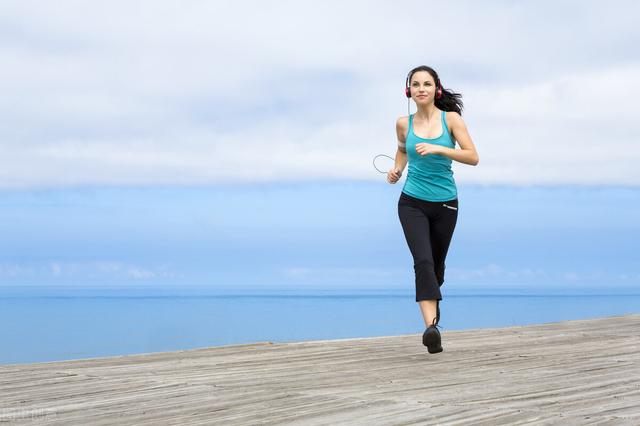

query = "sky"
[1,183,638,292]
[0,1,639,292]
[1,0,639,188]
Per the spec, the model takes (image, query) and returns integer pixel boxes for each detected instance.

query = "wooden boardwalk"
[1,314,639,425]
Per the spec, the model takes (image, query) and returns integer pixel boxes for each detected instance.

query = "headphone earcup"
[436,87,442,99]
[405,87,411,98]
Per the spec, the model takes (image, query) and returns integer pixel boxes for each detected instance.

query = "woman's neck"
[414,104,439,121]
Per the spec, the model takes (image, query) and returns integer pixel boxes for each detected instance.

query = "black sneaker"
[422,315,443,354]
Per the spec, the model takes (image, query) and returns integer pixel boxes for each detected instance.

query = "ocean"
[1,286,638,365]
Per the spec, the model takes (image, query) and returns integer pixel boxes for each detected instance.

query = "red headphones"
[405,71,443,99]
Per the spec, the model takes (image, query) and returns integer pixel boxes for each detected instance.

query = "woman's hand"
[387,168,402,184]
[415,142,442,156]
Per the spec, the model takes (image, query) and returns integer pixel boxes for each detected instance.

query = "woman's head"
[406,65,464,115]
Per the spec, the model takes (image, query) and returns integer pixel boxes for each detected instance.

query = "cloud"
[446,264,640,287]
[1,1,639,188]
[281,266,406,288]
[279,263,640,289]
[447,264,549,281]
[0,261,176,282]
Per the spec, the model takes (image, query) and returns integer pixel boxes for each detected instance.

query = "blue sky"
[0,1,639,292]
[1,183,638,292]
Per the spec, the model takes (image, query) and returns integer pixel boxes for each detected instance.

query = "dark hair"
[406,65,464,115]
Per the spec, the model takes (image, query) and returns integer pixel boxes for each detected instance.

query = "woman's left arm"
[437,112,479,165]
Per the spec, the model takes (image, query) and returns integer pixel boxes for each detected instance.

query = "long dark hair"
[406,65,464,115]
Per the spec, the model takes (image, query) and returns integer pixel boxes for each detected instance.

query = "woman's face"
[410,71,436,104]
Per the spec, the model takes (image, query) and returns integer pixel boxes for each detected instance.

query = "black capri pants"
[398,191,458,302]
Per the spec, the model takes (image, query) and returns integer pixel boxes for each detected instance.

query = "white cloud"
[447,264,550,281]
[0,261,176,281]
[1,1,639,188]
[282,266,403,281]
[50,262,62,276]
[446,264,640,287]
[280,264,640,288]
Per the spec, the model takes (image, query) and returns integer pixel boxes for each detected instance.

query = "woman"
[387,65,479,354]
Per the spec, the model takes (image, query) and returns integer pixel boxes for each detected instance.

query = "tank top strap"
[441,110,449,135]
[405,113,413,139]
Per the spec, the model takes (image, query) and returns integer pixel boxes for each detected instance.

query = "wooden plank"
[1,314,638,425]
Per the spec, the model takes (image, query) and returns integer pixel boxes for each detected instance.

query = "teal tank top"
[402,110,458,202]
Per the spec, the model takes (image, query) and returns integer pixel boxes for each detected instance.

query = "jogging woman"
[387,65,479,354]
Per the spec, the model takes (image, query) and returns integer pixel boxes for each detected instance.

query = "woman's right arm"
[395,117,409,170]
[387,117,408,184]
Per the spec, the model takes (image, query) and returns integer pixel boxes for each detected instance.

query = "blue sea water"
[1,286,638,365]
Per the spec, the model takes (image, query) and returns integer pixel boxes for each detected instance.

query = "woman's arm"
[387,117,409,184]
[443,112,479,165]
[395,117,409,172]
[395,149,407,167]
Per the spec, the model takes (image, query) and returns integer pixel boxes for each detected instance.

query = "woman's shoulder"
[444,110,462,128]
[396,115,410,140]
[396,115,410,129]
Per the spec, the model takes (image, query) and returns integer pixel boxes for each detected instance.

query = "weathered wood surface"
[1,314,639,425]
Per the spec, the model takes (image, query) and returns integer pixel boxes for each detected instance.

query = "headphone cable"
[372,154,395,174]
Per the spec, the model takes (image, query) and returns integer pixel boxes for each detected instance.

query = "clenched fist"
[387,168,402,184]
